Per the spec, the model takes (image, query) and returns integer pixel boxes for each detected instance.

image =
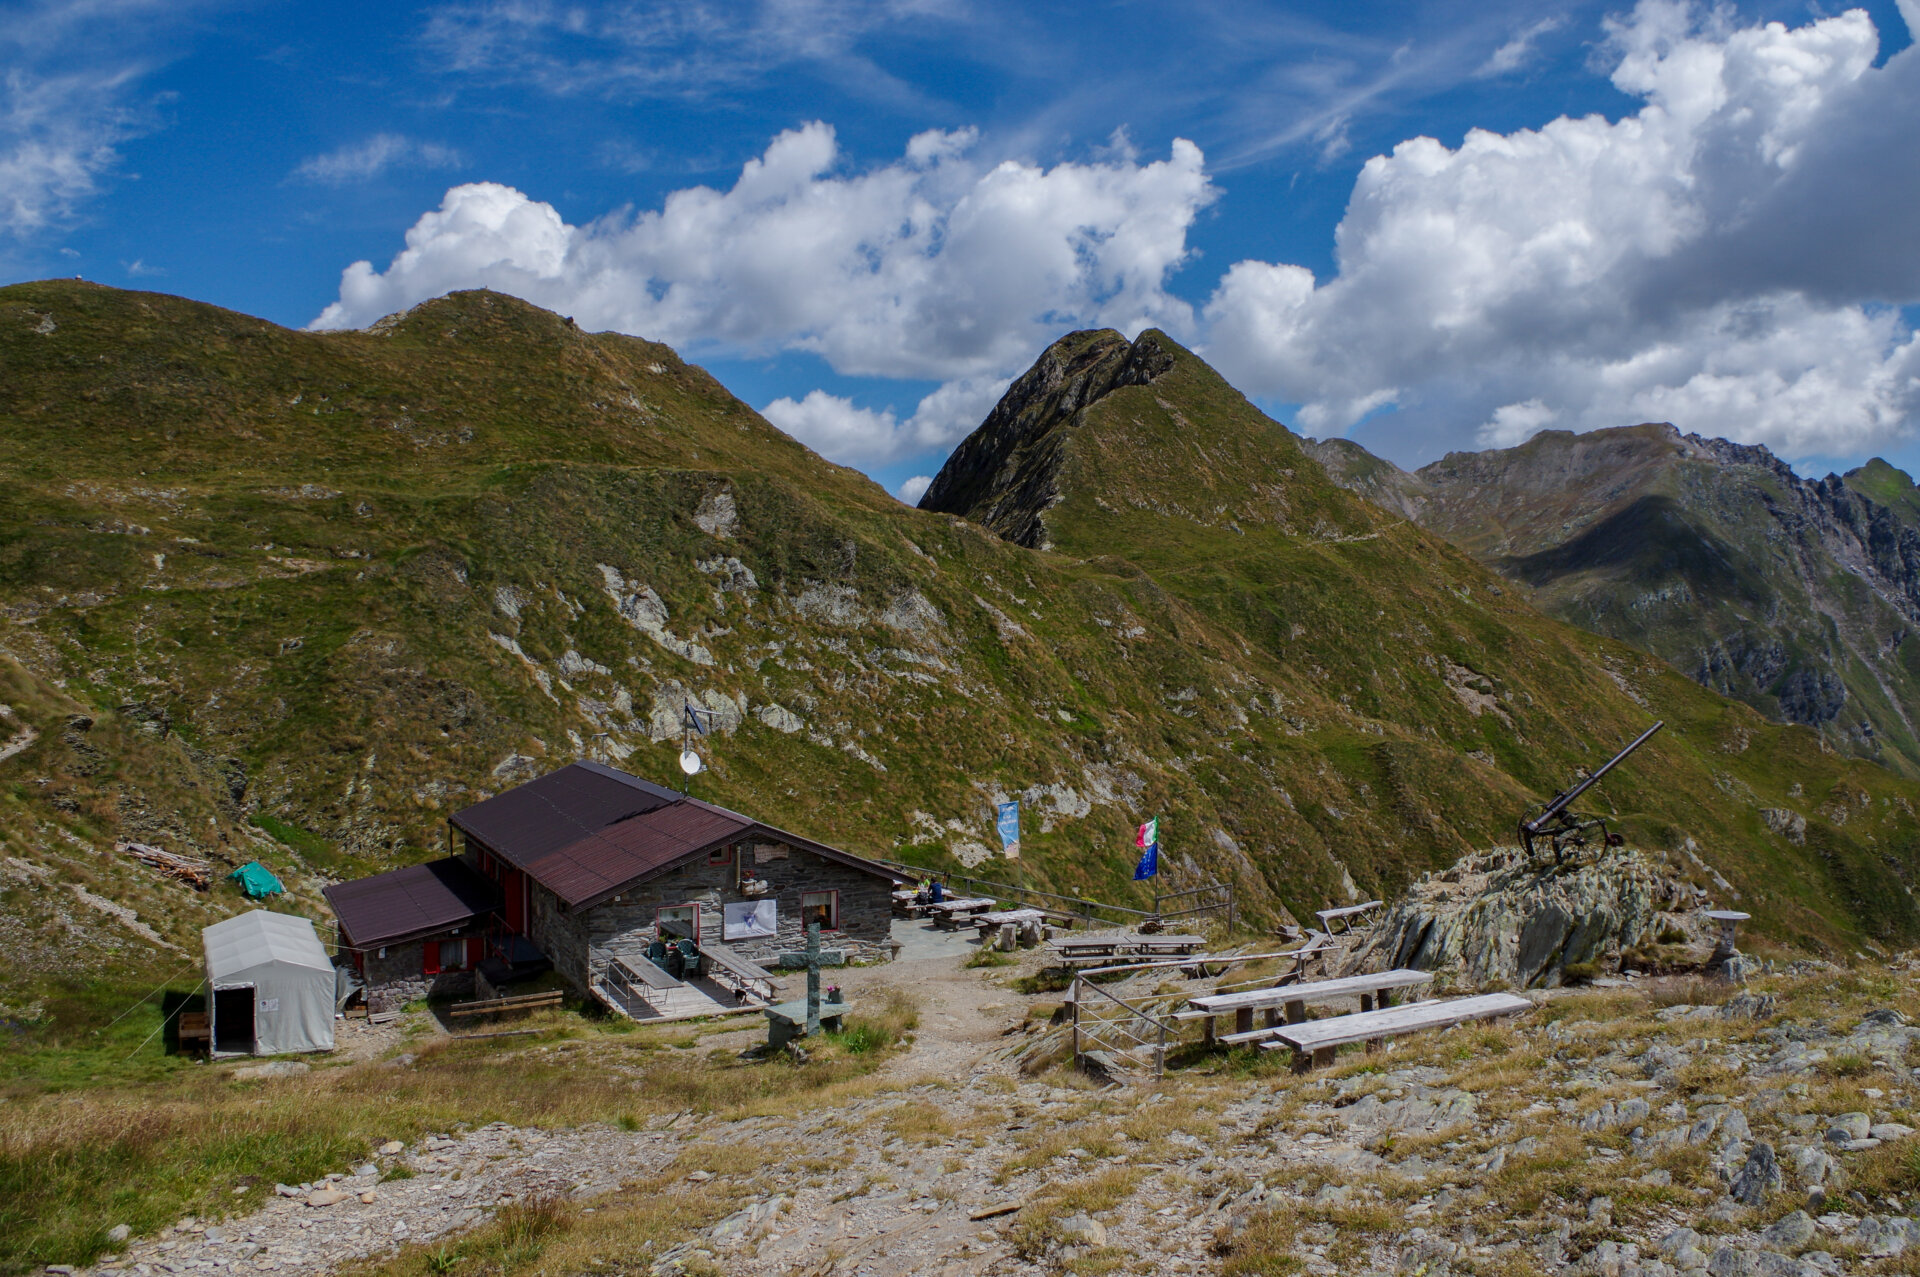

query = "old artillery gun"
[1519,721,1663,864]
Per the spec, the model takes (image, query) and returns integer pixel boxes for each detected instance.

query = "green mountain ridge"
[1305,425,1920,777]
[3,285,1920,1011]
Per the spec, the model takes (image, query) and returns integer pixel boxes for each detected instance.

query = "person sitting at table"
[928,879,945,904]
[663,941,686,980]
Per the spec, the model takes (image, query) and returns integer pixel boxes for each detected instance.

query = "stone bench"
[1260,992,1534,1072]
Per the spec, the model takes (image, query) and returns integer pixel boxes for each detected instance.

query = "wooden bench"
[1260,992,1533,1072]
[1178,969,1434,1044]
[1315,901,1383,937]
[177,1010,210,1052]
[446,989,565,1019]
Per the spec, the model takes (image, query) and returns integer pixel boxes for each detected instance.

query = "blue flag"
[996,801,1021,860]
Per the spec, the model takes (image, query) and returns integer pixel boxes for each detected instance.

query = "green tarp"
[229,861,285,899]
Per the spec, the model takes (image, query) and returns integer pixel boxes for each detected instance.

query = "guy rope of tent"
[124,978,206,1061]
[98,956,202,1032]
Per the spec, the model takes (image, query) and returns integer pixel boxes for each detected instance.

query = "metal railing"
[1154,882,1235,933]
[1071,971,1176,1078]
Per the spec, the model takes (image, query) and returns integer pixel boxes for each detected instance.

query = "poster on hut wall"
[724,899,778,941]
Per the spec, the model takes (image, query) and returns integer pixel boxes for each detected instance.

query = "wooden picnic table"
[1179,968,1433,1043]
[1052,935,1125,956]
[1314,901,1383,936]
[926,897,997,929]
[1129,934,1207,955]
[1260,991,1533,1072]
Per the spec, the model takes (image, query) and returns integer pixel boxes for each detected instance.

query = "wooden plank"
[1261,993,1532,1054]
[1315,901,1383,922]
[447,991,564,1018]
[1188,969,1431,1014]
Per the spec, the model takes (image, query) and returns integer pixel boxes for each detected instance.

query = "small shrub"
[1658,925,1689,946]
[1561,962,1601,985]
[964,947,1015,969]
[1014,969,1074,995]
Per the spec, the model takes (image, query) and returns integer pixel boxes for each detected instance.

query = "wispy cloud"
[420,0,958,107]
[292,134,463,185]
[1476,16,1566,77]
[0,0,184,239]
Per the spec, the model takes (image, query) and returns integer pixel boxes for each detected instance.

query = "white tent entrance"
[202,910,335,1056]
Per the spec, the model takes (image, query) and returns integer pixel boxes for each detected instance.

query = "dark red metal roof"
[323,856,501,949]
[450,761,680,871]
[526,801,752,909]
[450,761,903,911]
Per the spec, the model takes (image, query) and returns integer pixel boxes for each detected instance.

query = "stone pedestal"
[1705,909,1751,981]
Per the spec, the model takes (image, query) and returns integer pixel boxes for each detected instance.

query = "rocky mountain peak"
[917,328,1177,547]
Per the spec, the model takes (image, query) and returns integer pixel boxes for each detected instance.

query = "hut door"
[503,868,527,932]
[214,986,255,1054]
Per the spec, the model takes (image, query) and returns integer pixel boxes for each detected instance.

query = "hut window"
[658,904,699,943]
[707,845,731,866]
[435,939,468,972]
[801,890,839,931]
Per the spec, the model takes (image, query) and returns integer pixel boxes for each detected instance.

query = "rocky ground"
[53,916,1920,1277]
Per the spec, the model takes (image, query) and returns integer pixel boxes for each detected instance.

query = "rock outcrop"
[1358,847,1711,988]
[916,328,1176,548]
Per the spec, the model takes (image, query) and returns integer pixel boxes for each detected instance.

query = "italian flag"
[1137,816,1158,849]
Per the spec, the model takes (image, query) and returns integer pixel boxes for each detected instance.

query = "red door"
[503,867,527,932]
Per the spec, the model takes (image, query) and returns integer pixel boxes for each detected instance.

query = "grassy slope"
[940,332,1920,950]
[1,284,1918,1006]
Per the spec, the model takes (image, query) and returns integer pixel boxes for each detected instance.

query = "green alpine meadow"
[5,278,1920,1000]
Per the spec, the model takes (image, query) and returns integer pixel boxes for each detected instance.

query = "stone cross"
[806,919,821,1036]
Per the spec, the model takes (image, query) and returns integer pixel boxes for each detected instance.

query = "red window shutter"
[468,937,483,966]
[423,943,441,975]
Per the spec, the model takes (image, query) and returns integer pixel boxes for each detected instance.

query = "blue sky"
[5,0,1919,498]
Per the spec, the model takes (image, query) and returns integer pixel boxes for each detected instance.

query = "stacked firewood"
[116,839,211,889]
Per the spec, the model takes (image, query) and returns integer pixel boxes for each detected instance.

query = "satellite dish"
[678,749,703,776]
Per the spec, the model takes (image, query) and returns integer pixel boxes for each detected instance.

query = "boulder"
[1056,1213,1107,1247]
[1761,1210,1814,1249]
[1361,848,1702,987]
[1731,1142,1782,1207]
[232,1061,309,1082]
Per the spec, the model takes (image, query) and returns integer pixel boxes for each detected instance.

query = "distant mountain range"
[1308,426,1920,776]
[4,282,1920,996]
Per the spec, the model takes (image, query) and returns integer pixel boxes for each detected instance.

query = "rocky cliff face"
[917,329,1176,548]
[1308,425,1920,774]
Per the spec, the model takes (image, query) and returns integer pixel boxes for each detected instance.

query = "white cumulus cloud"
[312,122,1212,465]
[897,475,933,504]
[1204,0,1920,465]
[293,134,463,185]
[761,374,1013,467]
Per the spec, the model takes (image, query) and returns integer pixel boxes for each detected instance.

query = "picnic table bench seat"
[1130,934,1207,954]
[1258,992,1533,1072]
[1314,901,1383,936]
[1177,969,1433,1041]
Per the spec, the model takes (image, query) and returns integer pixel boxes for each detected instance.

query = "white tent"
[203,910,335,1056]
